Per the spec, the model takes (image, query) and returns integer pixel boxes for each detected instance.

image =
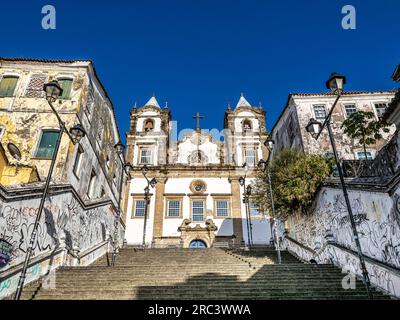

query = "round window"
[190,180,207,193]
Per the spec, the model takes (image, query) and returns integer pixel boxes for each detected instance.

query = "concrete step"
[18,248,392,300]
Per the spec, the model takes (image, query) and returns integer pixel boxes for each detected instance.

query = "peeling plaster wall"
[272,93,396,160]
[0,187,121,298]
[284,185,400,297]
[0,61,123,207]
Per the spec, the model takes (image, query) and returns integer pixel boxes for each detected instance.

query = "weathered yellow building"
[0,143,39,185]
[0,58,126,298]
[0,58,123,203]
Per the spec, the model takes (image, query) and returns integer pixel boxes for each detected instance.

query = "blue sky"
[1,0,399,142]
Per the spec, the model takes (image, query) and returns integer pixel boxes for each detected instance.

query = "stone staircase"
[18,247,390,300]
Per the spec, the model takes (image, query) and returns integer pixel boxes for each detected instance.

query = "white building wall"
[177,140,219,164]
[239,178,272,245]
[125,178,156,245]
[272,92,396,160]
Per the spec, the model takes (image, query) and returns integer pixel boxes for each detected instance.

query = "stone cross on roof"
[192,112,204,131]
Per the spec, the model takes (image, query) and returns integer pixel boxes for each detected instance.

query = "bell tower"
[125,96,171,167]
[224,94,269,166]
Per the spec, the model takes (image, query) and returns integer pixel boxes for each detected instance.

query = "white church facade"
[123,95,272,248]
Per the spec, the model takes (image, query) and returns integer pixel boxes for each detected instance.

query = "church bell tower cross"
[192,112,204,132]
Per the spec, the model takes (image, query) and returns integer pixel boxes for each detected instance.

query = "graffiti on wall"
[0,192,115,271]
[285,185,400,297]
[288,188,400,269]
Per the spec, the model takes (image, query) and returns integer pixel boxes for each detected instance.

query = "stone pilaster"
[231,178,244,245]
[152,179,166,242]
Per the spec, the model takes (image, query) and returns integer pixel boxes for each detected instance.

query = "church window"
[167,200,181,217]
[190,180,207,193]
[249,200,260,217]
[0,75,19,97]
[192,200,205,222]
[144,119,154,132]
[244,149,257,166]
[140,148,152,164]
[242,119,252,132]
[134,200,146,217]
[215,200,229,217]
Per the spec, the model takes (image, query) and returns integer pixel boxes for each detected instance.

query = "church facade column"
[230,177,244,245]
[152,178,166,244]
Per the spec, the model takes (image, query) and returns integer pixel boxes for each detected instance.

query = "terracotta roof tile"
[291,90,396,97]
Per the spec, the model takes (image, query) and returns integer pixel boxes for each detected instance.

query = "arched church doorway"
[189,240,207,249]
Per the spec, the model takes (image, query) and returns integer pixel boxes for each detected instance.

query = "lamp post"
[258,136,282,264]
[14,80,86,300]
[141,165,157,248]
[305,72,373,299]
[239,165,253,249]
[111,140,133,266]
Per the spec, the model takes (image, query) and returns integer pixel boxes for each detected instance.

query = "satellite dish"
[7,143,21,161]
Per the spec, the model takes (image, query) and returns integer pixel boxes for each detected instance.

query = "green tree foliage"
[252,149,332,218]
[341,111,390,159]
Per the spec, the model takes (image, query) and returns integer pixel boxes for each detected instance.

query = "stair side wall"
[283,184,400,298]
[0,187,119,299]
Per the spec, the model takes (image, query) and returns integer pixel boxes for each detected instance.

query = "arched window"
[242,119,252,132]
[189,240,207,249]
[144,119,154,132]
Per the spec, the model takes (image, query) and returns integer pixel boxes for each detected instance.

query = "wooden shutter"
[58,79,73,99]
[0,76,19,97]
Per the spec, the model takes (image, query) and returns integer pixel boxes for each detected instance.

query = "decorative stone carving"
[188,150,208,165]
[189,179,207,193]
[178,218,218,248]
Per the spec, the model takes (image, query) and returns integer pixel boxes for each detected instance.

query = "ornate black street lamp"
[14,80,86,300]
[258,135,281,264]
[141,165,157,248]
[305,72,373,299]
[111,140,133,266]
[239,163,253,249]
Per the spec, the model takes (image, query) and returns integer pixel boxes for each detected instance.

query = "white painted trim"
[0,125,5,141]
